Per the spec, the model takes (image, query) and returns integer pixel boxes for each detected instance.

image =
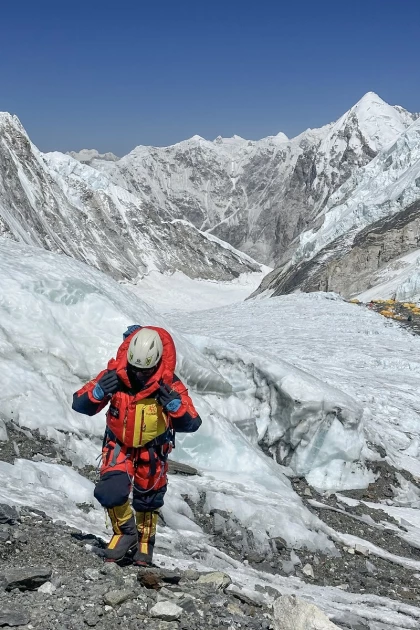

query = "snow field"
[124,267,270,313]
[169,293,420,478]
[168,292,420,549]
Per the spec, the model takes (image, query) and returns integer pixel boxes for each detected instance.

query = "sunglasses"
[128,364,157,378]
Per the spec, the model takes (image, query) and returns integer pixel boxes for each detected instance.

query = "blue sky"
[1,0,419,155]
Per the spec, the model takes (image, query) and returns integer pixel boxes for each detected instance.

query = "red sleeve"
[169,380,199,420]
[72,369,109,416]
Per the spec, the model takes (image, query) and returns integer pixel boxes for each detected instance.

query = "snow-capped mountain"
[67,148,119,164]
[74,92,417,265]
[254,116,420,300]
[0,113,263,283]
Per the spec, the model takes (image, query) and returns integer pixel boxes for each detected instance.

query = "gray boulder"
[1,566,52,591]
[149,600,183,621]
[273,595,340,630]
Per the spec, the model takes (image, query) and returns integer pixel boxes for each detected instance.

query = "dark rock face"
[257,199,420,298]
[0,505,19,525]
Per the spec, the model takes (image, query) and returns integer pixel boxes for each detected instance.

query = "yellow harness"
[132,398,168,447]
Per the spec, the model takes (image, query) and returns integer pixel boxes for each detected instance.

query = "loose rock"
[197,571,232,589]
[137,569,163,590]
[0,505,18,525]
[84,568,101,581]
[103,588,134,607]
[0,420,8,442]
[1,566,52,591]
[0,610,30,627]
[149,600,183,621]
[302,564,314,578]
[226,583,264,607]
[354,544,370,556]
[37,580,56,594]
[273,594,340,630]
[272,536,287,551]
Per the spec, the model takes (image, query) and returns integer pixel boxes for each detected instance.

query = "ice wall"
[0,237,337,553]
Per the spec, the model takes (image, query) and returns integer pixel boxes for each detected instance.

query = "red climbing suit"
[74,327,200,492]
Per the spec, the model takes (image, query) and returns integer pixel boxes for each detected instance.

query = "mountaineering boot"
[133,510,159,566]
[103,501,138,562]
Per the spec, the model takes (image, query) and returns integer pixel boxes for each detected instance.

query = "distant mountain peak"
[67,149,119,164]
[353,91,385,107]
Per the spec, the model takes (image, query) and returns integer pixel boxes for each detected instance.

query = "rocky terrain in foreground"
[1,419,420,629]
[0,504,272,630]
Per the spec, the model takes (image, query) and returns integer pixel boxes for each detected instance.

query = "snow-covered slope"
[254,117,420,299]
[2,240,420,628]
[295,117,420,265]
[125,267,270,312]
[77,92,416,265]
[0,237,358,561]
[0,112,263,283]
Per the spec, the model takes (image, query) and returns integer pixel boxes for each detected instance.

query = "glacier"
[168,292,420,480]
[0,236,344,547]
[1,239,420,627]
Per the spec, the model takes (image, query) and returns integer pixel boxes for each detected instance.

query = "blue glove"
[123,325,142,339]
[156,384,182,413]
[92,370,119,400]
[166,399,182,412]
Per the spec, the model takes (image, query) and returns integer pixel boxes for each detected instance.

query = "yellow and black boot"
[133,511,158,566]
[104,501,138,562]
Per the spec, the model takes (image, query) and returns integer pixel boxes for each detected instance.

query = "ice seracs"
[254,113,420,299]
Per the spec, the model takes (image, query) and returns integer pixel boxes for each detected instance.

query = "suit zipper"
[139,409,144,445]
[122,408,128,443]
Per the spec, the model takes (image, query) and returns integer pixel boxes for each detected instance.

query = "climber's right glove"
[156,383,182,413]
[93,370,119,400]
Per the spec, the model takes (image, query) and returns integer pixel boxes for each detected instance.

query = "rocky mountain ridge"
[0,113,262,283]
[72,92,418,266]
[254,115,420,300]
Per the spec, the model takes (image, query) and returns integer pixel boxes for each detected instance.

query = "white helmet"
[127,328,163,369]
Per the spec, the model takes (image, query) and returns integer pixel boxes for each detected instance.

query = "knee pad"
[94,471,131,508]
[132,484,167,512]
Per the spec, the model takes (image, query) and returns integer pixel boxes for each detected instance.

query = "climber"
[72,325,202,566]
